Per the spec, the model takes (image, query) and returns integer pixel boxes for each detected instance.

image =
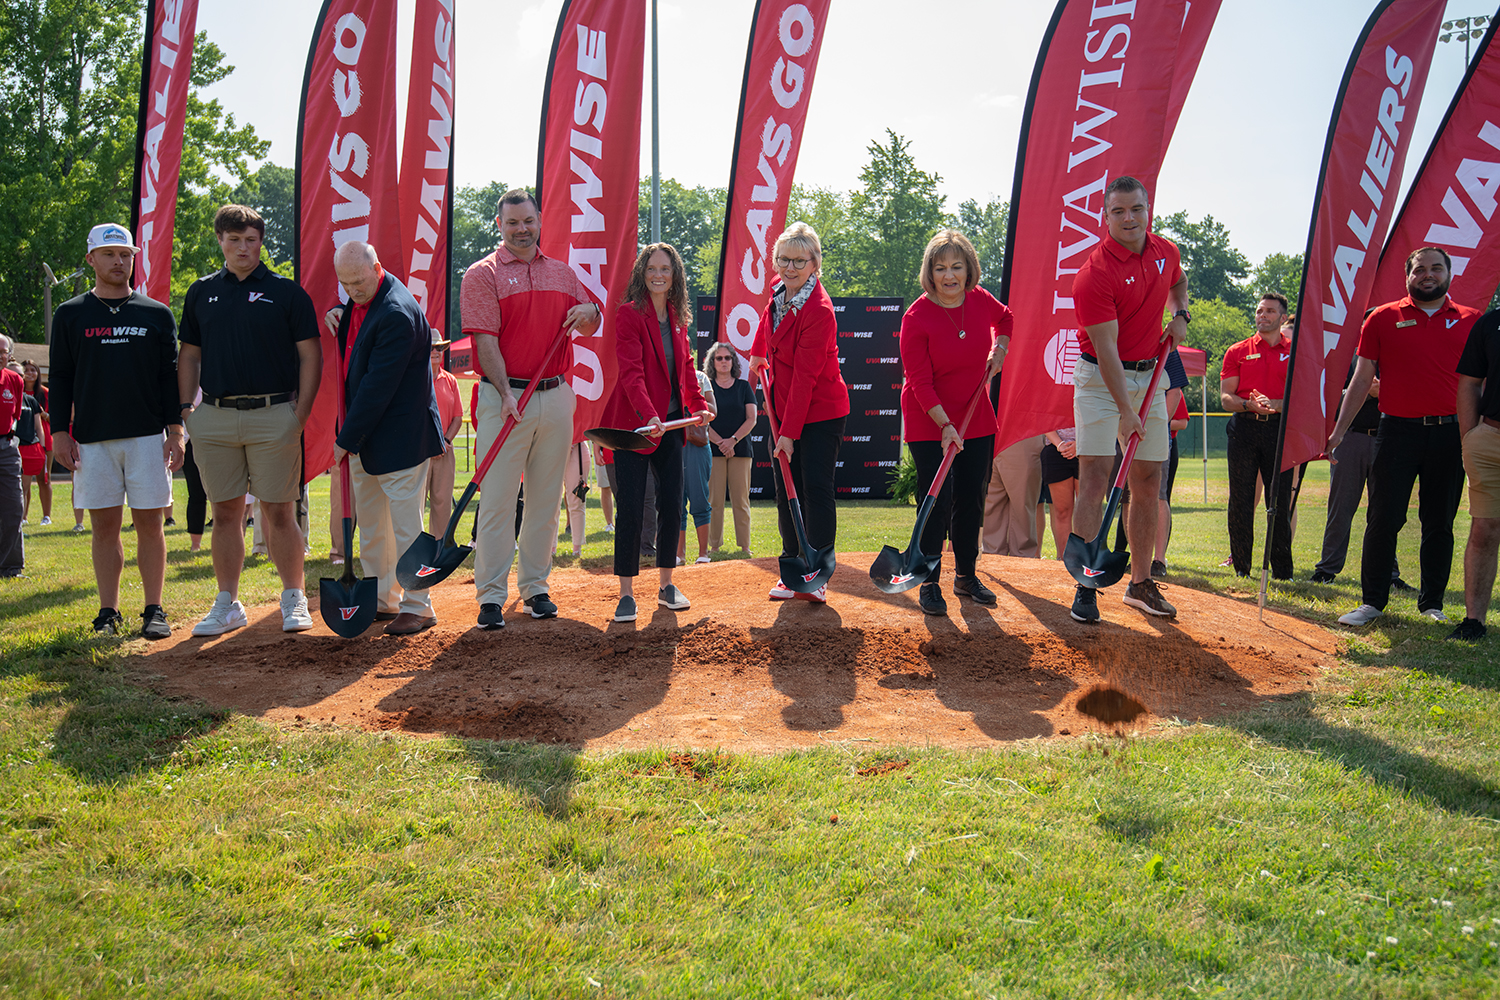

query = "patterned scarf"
[770,276,818,331]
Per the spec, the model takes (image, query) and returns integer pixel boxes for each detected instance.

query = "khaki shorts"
[1463,421,1500,519]
[186,399,303,504]
[1072,357,1170,463]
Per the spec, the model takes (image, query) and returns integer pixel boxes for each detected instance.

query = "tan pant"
[561,440,592,554]
[983,435,1043,557]
[710,455,752,550]
[426,447,457,539]
[473,380,574,606]
[349,453,433,617]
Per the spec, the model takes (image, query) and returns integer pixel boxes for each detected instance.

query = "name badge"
[1244,353,1261,360]
[1395,319,1417,328]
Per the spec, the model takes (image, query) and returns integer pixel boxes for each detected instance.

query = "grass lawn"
[1,461,1497,998]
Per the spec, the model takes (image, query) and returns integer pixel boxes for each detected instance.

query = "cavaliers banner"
[537,0,646,444]
[295,0,403,482]
[129,0,199,303]
[713,0,834,364]
[994,0,1195,454]
[1280,0,1447,472]
[398,0,456,335]
[1369,7,1500,311]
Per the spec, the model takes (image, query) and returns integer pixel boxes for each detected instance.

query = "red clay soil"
[130,555,1337,752]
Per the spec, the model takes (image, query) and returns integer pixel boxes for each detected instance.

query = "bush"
[888,446,917,505]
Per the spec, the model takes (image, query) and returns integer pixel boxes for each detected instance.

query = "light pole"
[41,263,86,345]
[1439,14,1491,63]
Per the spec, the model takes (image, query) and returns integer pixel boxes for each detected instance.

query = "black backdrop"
[695,295,904,501]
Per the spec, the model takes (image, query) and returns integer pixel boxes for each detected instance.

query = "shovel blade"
[779,544,835,594]
[584,427,653,452]
[868,544,938,594]
[1063,531,1130,589]
[396,531,473,591]
[319,575,380,638]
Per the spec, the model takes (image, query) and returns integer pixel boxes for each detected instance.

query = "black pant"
[771,415,845,559]
[909,436,994,581]
[1361,418,1465,611]
[182,440,207,536]
[613,416,684,577]
[1226,416,1293,578]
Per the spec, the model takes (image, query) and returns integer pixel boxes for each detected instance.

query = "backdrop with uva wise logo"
[695,296,904,501]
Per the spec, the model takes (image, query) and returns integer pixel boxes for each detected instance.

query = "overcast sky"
[195,0,1488,267]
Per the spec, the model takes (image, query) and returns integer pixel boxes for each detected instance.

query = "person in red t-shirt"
[426,331,464,539]
[1327,247,1482,627]
[1067,177,1190,623]
[1220,292,1295,580]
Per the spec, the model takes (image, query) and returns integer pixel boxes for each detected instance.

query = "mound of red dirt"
[129,555,1335,752]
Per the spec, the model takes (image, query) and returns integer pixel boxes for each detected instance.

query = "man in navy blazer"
[332,241,445,635]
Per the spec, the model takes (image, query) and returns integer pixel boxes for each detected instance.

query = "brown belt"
[1484,416,1500,430]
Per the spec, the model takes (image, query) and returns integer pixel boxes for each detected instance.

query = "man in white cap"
[49,223,184,638]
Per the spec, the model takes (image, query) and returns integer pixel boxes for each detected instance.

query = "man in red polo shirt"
[1068,176,1190,623]
[459,188,601,630]
[1327,247,1481,627]
[1220,292,1294,580]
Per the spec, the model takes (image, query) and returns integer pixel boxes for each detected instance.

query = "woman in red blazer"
[604,243,711,623]
[749,222,850,603]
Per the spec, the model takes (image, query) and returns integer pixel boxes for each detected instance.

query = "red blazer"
[751,279,849,440]
[601,299,708,453]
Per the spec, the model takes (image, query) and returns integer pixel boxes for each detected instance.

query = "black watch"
[180,402,194,411]
[1173,309,1192,324]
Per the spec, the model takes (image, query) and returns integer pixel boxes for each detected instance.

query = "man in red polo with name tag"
[1220,292,1294,580]
[1067,176,1190,623]
[1327,247,1482,627]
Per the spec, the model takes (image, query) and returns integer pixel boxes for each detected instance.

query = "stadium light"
[1438,13,1491,62]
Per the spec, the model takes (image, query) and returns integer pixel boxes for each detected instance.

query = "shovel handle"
[470,323,575,488]
[633,415,704,435]
[1111,340,1174,492]
[924,376,990,500]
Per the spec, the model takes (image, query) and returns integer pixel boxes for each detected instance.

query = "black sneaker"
[476,603,506,630]
[918,582,947,616]
[163,517,176,527]
[1070,585,1099,623]
[1391,577,1415,592]
[1447,617,1487,641]
[658,585,690,610]
[613,595,637,622]
[525,594,557,619]
[92,608,124,635]
[140,605,170,640]
[1123,578,1176,617]
[1310,570,1336,584]
[953,574,996,606]
[1150,560,1167,579]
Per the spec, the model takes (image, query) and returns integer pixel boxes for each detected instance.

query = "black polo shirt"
[1457,309,1500,421]
[179,262,319,397]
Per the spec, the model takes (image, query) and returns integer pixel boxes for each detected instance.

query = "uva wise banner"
[1280,0,1447,472]
[537,0,646,444]
[398,0,456,336]
[714,0,834,364]
[295,0,403,482]
[1368,8,1500,311]
[129,0,199,303]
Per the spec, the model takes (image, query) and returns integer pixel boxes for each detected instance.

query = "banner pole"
[650,0,660,243]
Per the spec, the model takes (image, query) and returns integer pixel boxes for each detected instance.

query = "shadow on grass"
[1228,692,1500,819]
[461,739,583,821]
[0,582,95,621]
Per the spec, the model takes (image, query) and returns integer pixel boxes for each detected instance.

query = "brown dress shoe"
[374,611,399,621]
[384,612,437,635]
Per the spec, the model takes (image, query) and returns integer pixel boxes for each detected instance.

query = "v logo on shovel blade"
[1081,566,1106,578]
[415,565,441,577]
[340,606,360,620]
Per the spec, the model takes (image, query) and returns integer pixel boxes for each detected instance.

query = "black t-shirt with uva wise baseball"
[49,290,180,444]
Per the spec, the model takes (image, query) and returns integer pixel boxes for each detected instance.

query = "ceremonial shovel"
[869,378,987,593]
[1063,340,1172,589]
[396,327,570,591]
[320,369,379,637]
[758,367,835,593]
[584,415,704,452]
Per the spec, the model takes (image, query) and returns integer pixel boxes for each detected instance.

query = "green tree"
[449,181,508,337]
[845,130,949,306]
[955,196,1008,298]
[1250,251,1303,312]
[785,184,854,295]
[1156,211,1252,312]
[638,177,725,307]
[229,162,295,264]
[1183,297,1251,403]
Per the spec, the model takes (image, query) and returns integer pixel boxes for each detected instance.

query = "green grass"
[1,464,1497,998]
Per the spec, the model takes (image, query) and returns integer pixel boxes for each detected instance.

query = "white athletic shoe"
[769,579,796,600]
[40,516,51,526]
[193,592,249,636]
[1337,604,1383,627]
[1420,607,1449,623]
[281,589,314,632]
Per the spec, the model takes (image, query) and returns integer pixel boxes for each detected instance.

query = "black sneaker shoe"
[1069,585,1099,623]
[1150,560,1167,579]
[1123,578,1176,617]
[613,595,637,622]
[476,603,506,630]
[1310,570,1336,584]
[658,585,690,610]
[163,517,176,527]
[92,607,124,634]
[140,605,170,640]
[1391,577,1414,592]
[953,574,996,606]
[525,594,557,619]
[918,582,947,616]
[1447,617,1487,641]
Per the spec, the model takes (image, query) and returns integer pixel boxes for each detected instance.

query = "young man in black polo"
[178,205,322,636]
[49,223,184,638]
[1453,308,1500,641]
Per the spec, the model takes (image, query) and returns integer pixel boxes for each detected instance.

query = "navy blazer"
[335,273,445,476]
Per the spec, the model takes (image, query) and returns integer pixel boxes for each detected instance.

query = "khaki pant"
[561,440,592,554]
[709,455,752,550]
[349,453,433,617]
[983,435,1043,557]
[473,380,574,607]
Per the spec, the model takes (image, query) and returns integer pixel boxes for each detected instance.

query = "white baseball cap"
[86,223,139,253]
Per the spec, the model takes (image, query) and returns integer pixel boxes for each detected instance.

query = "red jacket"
[600,299,709,453]
[751,279,849,439]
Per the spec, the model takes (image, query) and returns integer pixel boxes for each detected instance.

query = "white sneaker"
[40,516,51,526]
[1338,604,1383,627]
[769,579,796,600]
[281,589,314,632]
[193,592,249,636]
[1420,607,1449,623]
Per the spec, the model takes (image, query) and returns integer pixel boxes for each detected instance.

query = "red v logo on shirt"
[1446,319,1459,329]
[1155,259,1166,274]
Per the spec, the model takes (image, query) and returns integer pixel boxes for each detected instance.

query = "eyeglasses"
[714,354,733,362]
[775,256,811,269]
